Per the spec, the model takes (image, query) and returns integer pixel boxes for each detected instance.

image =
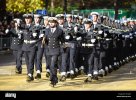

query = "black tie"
[51,29,53,33]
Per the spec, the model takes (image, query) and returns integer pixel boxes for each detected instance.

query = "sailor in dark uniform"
[42,16,50,78]
[62,14,77,79]
[74,15,85,75]
[33,14,44,79]
[90,12,102,80]
[44,17,65,87]
[55,14,67,81]
[76,18,95,83]
[21,14,38,82]
[5,18,24,74]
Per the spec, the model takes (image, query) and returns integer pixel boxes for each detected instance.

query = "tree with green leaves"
[6,0,45,13]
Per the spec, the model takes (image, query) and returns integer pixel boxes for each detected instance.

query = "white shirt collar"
[59,25,63,28]
[51,27,56,33]
[26,24,30,26]
[46,25,50,28]
[35,23,40,26]
[93,22,97,25]
[85,28,91,32]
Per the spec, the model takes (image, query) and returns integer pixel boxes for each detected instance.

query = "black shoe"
[113,66,118,70]
[104,71,107,76]
[80,69,85,75]
[108,68,113,73]
[15,68,22,74]
[46,72,50,78]
[50,77,58,87]
[93,75,98,80]
[50,82,57,87]
[70,74,76,80]
[35,73,41,79]
[16,71,22,74]
[66,73,70,78]
[26,76,34,82]
[74,71,80,77]
[59,75,66,82]
[84,76,92,83]
[98,74,103,77]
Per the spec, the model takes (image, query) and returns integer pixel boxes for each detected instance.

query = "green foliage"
[48,6,63,14]
[6,0,135,14]
[67,3,79,13]
[6,0,45,13]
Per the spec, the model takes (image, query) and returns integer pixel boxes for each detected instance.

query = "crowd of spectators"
[0,12,23,50]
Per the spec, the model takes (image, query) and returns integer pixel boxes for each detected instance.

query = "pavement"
[0,52,136,91]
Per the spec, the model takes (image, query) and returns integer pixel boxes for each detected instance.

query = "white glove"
[130,37,133,39]
[18,34,21,39]
[74,27,78,32]
[104,33,107,37]
[76,37,82,40]
[19,30,23,34]
[65,35,70,39]
[125,35,129,38]
[5,29,9,34]
[122,35,125,38]
[97,36,101,39]
[33,33,37,37]
[39,34,44,38]
[91,39,96,43]
[98,30,103,34]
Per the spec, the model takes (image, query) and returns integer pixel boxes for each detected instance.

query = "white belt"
[105,38,112,41]
[82,43,94,47]
[73,36,76,38]
[24,40,36,44]
[82,43,86,46]
[65,42,71,45]
[86,44,94,46]
[65,42,72,47]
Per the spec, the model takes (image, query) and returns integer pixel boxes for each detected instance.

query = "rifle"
[41,35,46,48]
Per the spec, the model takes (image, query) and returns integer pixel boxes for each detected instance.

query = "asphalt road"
[0,52,136,91]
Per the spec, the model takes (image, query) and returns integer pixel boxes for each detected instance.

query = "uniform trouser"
[116,47,122,63]
[13,50,23,71]
[125,40,131,58]
[122,40,126,59]
[57,54,62,71]
[131,41,136,56]
[133,40,136,55]
[24,50,36,75]
[78,53,89,73]
[105,49,111,66]
[77,47,94,74]
[105,41,113,66]
[116,40,123,63]
[99,51,106,70]
[61,47,70,73]
[44,48,50,71]
[75,47,80,70]
[61,47,76,73]
[111,47,116,65]
[124,46,130,58]
[34,47,44,72]
[93,49,100,74]
[130,42,134,56]
[48,55,58,81]
[69,47,76,72]
[87,50,94,75]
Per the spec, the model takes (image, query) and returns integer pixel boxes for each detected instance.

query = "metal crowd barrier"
[0,35,12,50]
